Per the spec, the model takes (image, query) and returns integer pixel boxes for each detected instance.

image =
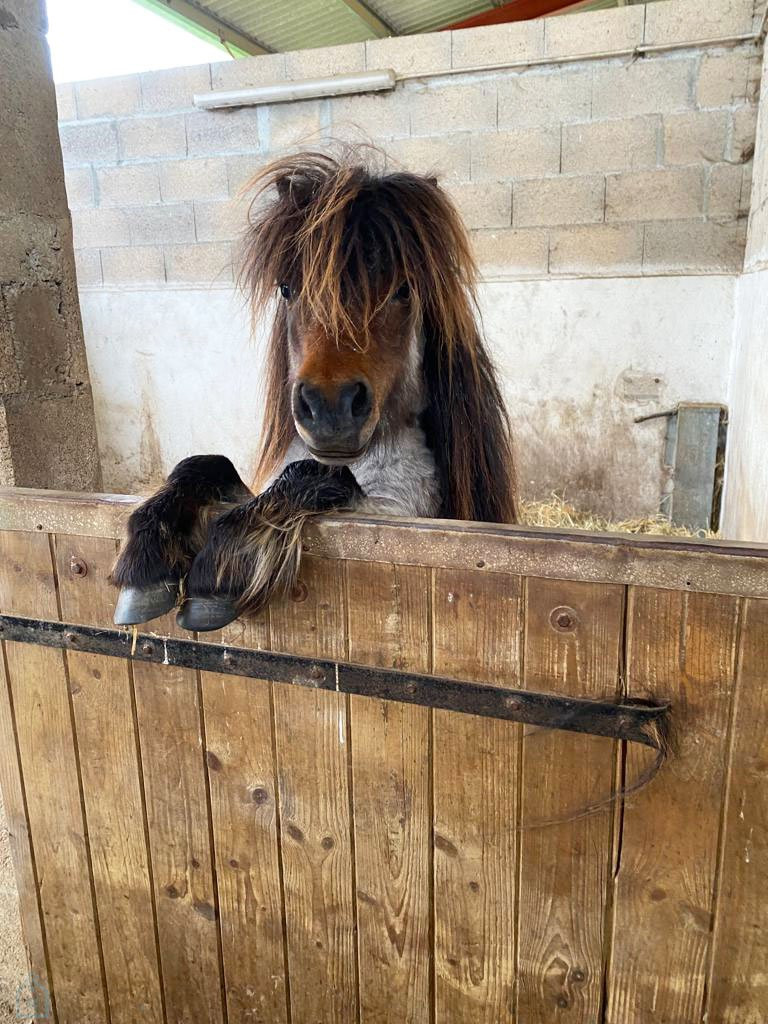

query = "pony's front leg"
[178,460,362,632]
[111,455,252,625]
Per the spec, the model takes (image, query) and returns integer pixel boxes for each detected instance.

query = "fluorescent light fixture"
[194,69,397,110]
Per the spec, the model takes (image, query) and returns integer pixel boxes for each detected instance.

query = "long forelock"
[238,152,480,353]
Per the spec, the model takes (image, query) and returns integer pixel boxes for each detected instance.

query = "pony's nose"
[293,379,373,452]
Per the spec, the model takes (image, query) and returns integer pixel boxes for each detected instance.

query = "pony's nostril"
[296,383,314,422]
[350,381,370,420]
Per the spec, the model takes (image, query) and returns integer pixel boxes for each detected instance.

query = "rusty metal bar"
[0,613,670,749]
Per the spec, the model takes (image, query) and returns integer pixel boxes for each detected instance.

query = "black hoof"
[114,581,179,626]
[176,596,238,632]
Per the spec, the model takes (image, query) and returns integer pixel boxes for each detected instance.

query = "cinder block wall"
[59,2,762,286]
[723,20,768,541]
[56,0,766,518]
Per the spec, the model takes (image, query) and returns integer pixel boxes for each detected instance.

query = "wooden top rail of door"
[1,486,767,598]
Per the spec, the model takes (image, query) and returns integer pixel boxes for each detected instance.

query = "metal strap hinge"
[0,614,670,750]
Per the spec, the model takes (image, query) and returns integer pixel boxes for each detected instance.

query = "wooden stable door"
[0,488,766,1024]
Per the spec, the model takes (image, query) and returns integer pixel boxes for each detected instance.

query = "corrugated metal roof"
[365,0,493,37]
[215,0,375,51]
[144,0,641,56]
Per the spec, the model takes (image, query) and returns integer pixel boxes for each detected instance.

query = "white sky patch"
[47,0,232,83]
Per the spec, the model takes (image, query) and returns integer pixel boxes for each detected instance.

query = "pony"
[112,151,517,631]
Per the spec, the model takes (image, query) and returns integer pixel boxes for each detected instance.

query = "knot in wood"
[291,580,308,603]
[550,606,578,632]
[69,556,87,577]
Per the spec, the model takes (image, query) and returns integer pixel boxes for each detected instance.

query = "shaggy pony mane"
[239,150,517,524]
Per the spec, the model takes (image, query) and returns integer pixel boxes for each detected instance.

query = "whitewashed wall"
[58,0,766,521]
[723,272,768,540]
[80,274,736,517]
[722,26,768,542]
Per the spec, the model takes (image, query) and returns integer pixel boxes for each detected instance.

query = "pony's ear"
[276,172,315,205]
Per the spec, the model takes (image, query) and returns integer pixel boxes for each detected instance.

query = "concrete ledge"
[544,5,645,60]
[644,0,757,45]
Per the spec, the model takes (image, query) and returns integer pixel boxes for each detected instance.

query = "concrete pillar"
[0,0,100,490]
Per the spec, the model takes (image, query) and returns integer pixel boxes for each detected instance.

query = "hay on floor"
[519,493,716,538]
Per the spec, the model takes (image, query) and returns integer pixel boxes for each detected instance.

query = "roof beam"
[445,0,589,29]
[338,0,395,37]
[137,0,273,55]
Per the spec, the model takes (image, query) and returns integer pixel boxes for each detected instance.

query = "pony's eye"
[394,282,410,302]
[278,282,292,300]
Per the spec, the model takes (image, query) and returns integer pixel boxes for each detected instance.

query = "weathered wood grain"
[517,577,624,1022]
[269,554,357,1024]
[0,638,52,1020]
[306,518,768,600]
[0,530,108,1024]
[3,488,768,599]
[2,494,767,1024]
[131,608,225,1024]
[432,567,523,1023]
[0,487,136,538]
[200,612,289,1024]
[53,533,164,1024]
[606,588,740,1023]
[347,560,431,1024]
[707,597,768,1023]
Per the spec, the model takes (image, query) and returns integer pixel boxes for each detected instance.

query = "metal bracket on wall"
[0,613,670,751]
[636,402,726,532]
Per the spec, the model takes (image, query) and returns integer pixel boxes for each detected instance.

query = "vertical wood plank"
[516,578,624,1022]
[200,613,289,1024]
[606,588,740,1023]
[131,609,225,1024]
[53,534,165,1024]
[0,641,52,1020]
[346,561,431,1024]
[269,554,357,1024]
[707,597,768,1022]
[0,530,107,1024]
[432,568,523,1024]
